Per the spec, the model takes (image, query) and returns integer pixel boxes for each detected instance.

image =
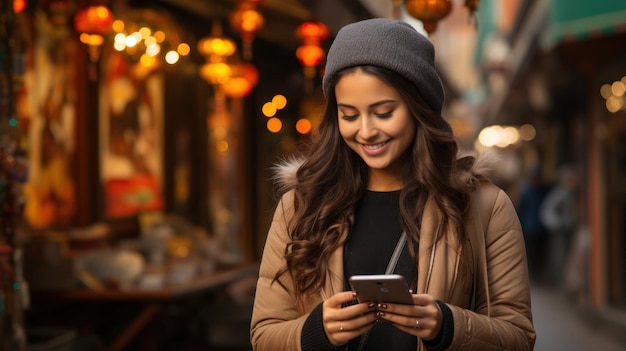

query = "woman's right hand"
[322,291,378,346]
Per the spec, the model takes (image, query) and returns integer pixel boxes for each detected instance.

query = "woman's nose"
[359,117,378,139]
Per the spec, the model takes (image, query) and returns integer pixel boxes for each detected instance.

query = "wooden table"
[36,263,259,351]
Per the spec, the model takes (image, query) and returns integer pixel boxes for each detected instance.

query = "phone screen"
[349,274,414,305]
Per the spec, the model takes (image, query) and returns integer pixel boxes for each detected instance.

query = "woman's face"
[335,69,416,190]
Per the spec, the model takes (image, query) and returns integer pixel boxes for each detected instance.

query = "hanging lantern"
[13,0,27,13]
[404,0,452,34]
[74,5,113,65]
[198,22,238,86]
[295,21,329,78]
[74,5,114,47]
[222,63,259,98]
[200,62,233,86]
[230,0,264,60]
[296,45,324,68]
[198,36,237,61]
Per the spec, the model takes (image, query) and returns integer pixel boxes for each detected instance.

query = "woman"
[251,18,535,351]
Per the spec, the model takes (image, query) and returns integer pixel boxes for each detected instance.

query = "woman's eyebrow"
[337,99,397,109]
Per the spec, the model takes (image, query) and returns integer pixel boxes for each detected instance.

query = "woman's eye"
[341,114,358,121]
[375,111,393,118]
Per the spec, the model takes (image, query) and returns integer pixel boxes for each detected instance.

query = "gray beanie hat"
[322,18,445,116]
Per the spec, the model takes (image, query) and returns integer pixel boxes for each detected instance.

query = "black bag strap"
[385,231,407,275]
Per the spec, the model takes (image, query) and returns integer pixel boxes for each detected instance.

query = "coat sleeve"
[447,186,536,350]
[250,192,309,351]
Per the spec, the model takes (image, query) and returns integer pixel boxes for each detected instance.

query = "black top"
[344,190,416,283]
[344,190,417,351]
[300,190,453,351]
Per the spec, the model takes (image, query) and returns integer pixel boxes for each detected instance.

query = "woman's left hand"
[375,293,443,340]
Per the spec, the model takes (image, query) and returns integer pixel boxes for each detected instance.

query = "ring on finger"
[340,320,344,332]
[414,319,421,329]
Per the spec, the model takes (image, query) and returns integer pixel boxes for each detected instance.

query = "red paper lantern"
[13,0,27,13]
[74,5,113,37]
[404,0,452,34]
[296,45,324,67]
[222,63,259,98]
[229,3,264,42]
[296,21,330,44]
[229,1,264,60]
[295,21,329,76]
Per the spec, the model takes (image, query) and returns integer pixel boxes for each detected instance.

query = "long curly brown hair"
[274,65,480,296]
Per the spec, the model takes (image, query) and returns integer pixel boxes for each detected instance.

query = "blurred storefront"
[0,0,395,347]
[3,0,327,265]
[473,0,626,335]
[0,0,347,348]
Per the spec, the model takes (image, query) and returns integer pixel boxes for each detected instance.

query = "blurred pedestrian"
[540,164,579,288]
[516,165,551,284]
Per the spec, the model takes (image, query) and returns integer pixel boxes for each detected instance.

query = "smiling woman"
[250,18,535,351]
[336,68,416,191]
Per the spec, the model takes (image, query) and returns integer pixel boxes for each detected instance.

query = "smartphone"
[349,274,414,305]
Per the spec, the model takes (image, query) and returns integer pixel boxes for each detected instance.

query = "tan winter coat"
[251,157,536,351]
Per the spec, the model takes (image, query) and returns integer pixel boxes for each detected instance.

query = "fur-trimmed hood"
[272,150,502,192]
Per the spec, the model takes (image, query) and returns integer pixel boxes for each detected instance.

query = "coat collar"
[273,150,500,190]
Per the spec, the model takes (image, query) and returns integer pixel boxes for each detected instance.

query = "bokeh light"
[262,102,277,117]
[295,118,312,134]
[267,117,282,133]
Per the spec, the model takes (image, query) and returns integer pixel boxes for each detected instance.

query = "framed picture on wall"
[99,50,164,218]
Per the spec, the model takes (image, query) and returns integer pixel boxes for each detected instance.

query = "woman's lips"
[360,140,389,155]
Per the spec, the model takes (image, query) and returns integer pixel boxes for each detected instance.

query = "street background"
[532,284,626,351]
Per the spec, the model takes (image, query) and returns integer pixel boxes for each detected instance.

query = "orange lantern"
[200,62,233,86]
[295,21,329,78]
[296,45,324,67]
[74,5,113,46]
[222,63,259,99]
[198,22,238,86]
[198,36,237,61]
[13,0,27,13]
[230,1,264,60]
[404,0,452,34]
[74,5,113,36]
